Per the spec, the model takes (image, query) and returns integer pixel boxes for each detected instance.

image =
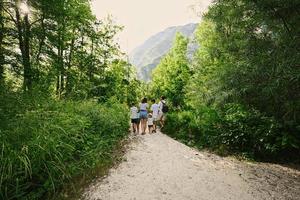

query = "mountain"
[129,23,198,82]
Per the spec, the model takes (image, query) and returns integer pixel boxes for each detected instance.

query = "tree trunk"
[56,0,66,98]
[56,38,63,98]
[65,34,75,95]
[23,14,32,91]
[88,36,94,81]
[15,6,32,92]
[56,27,65,98]
[0,1,5,85]
[35,15,45,68]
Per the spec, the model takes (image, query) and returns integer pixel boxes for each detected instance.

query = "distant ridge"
[129,23,198,82]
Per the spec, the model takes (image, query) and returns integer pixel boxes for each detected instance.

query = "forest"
[0,0,299,199]
[151,0,299,160]
[0,0,141,199]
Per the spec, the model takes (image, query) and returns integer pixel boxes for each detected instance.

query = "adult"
[158,96,167,128]
[130,103,139,134]
[139,97,149,134]
[150,99,159,133]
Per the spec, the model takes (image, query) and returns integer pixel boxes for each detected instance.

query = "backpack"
[162,101,169,113]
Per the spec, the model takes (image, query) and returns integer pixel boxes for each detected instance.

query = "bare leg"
[135,123,139,134]
[134,123,139,134]
[160,115,165,128]
[141,119,146,134]
[137,121,140,134]
[143,119,147,134]
[159,117,163,128]
[131,123,135,133]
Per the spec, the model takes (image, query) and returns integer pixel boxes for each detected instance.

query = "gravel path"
[83,132,300,200]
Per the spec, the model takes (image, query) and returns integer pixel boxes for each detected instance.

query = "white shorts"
[152,114,158,121]
[158,112,164,120]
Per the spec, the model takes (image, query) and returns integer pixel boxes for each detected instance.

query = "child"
[147,113,154,134]
[150,99,159,133]
[130,103,139,134]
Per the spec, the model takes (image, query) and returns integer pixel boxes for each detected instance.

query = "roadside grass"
[55,135,131,200]
[0,93,130,200]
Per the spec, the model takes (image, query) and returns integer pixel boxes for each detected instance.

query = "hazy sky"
[91,0,212,53]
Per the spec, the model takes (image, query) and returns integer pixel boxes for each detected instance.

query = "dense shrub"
[0,94,129,199]
[164,104,300,160]
[163,107,220,147]
[219,104,281,157]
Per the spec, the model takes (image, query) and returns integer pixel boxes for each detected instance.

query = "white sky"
[91,0,212,53]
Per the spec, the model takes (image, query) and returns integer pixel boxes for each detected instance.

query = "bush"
[220,104,281,157]
[0,94,129,199]
[163,111,195,143]
[163,103,300,160]
[164,107,221,147]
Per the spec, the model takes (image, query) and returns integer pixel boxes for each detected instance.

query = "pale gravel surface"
[83,132,300,200]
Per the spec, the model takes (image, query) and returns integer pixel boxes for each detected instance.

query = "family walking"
[130,96,168,135]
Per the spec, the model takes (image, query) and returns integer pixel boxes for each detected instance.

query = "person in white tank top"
[150,99,159,133]
[130,103,139,134]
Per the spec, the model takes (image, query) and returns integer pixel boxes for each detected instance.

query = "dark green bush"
[164,103,300,160]
[0,94,129,199]
[164,107,221,147]
[220,104,281,157]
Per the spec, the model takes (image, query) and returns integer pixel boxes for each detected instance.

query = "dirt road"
[83,132,300,200]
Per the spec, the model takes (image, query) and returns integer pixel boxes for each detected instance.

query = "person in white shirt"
[139,97,149,135]
[147,113,154,134]
[150,99,159,133]
[158,96,167,128]
[130,103,139,134]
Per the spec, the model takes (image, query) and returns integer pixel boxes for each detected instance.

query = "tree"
[151,33,190,108]
[181,0,300,152]
[202,0,300,123]
[185,20,224,109]
[0,1,4,84]
[1,0,125,100]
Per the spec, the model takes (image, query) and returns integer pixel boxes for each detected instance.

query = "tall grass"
[0,92,129,199]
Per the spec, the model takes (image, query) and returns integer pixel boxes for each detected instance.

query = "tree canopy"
[151,33,191,108]
[151,0,300,159]
[0,0,141,102]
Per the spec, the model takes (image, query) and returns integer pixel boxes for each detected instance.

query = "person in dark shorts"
[130,103,139,134]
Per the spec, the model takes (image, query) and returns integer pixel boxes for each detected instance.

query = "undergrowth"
[163,104,300,162]
[0,92,129,199]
